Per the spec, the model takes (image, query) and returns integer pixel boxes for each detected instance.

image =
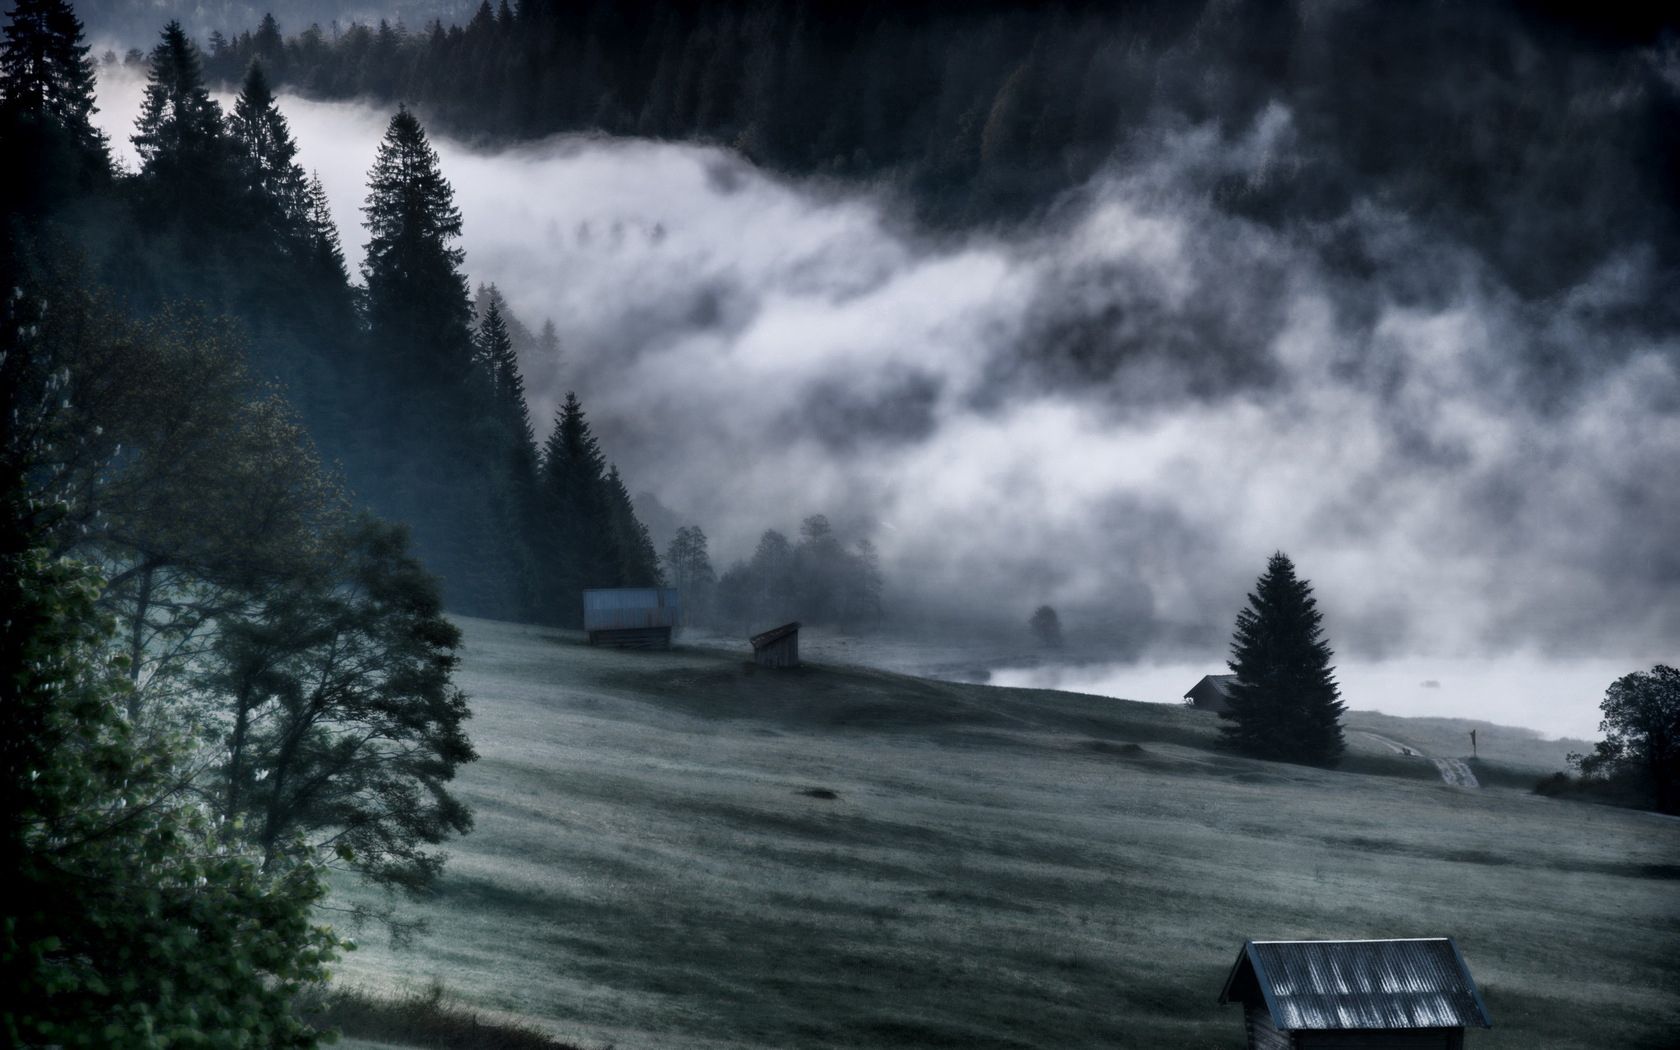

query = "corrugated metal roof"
[582,588,680,630]
[750,621,800,648]
[1219,938,1492,1031]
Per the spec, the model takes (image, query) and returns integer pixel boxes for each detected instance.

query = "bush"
[305,982,581,1049]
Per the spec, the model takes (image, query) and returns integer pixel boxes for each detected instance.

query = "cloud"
[92,60,1680,670]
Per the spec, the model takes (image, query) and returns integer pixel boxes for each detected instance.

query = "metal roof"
[1185,673,1237,699]
[582,588,680,631]
[1219,938,1492,1031]
[750,621,800,648]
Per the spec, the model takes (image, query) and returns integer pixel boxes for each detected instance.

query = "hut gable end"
[1186,673,1238,712]
[750,621,801,668]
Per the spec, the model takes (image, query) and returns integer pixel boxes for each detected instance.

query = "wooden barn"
[582,588,680,649]
[749,622,800,668]
[1219,938,1492,1049]
[1186,673,1238,712]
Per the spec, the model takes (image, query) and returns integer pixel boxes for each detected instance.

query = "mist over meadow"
[92,24,1678,732]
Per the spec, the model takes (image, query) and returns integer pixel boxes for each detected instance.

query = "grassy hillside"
[328,618,1679,1050]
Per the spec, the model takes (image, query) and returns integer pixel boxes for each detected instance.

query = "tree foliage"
[665,525,716,624]
[708,517,885,632]
[0,0,101,149]
[0,276,341,1048]
[134,21,232,218]
[209,518,476,891]
[1030,604,1062,648]
[1219,551,1345,767]
[1570,665,1680,815]
[229,59,308,234]
[189,4,1670,298]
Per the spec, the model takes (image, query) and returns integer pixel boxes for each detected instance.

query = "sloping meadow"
[328,619,1679,1050]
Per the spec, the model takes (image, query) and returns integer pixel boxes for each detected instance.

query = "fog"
[94,66,1674,737]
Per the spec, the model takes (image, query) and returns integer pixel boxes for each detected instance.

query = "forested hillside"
[7,13,663,626]
[201,0,1680,309]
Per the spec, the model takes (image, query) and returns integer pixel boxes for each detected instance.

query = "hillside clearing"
[328,618,1679,1050]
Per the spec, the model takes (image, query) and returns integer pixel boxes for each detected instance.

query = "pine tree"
[302,171,346,280]
[228,61,308,233]
[540,392,610,623]
[133,21,229,205]
[361,105,472,383]
[0,0,102,153]
[1219,551,1346,766]
[474,296,515,397]
[0,0,107,212]
[603,465,662,586]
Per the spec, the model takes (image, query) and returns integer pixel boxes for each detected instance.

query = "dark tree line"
[199,1,1680,308]
[0,1,653,1040]
[17,6,662,627]
[699,515,883,634]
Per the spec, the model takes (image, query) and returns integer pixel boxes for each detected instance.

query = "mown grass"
[327,618,1680,1050]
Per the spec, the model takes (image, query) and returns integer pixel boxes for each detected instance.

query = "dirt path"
[1357,731,1480,787]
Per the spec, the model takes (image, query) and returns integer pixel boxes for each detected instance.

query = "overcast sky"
[93,64,1676,735]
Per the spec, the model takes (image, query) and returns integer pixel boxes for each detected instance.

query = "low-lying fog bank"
[92,62,1676,743]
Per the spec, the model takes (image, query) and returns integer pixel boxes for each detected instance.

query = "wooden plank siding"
[1246,1004,1292,1050]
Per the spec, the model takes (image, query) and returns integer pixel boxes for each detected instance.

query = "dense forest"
[10,10,667,627]
[194,0,1680,310]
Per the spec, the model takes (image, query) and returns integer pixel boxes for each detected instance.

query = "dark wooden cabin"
[1185,673,1237,712]
[1219,938,1492,1049]
[749,622,800,668]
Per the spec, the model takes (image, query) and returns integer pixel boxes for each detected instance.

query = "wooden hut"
[1219,938,1492,1049]
[749,622,800,668]
[583,588,680,649]
[1185,673,1238,713]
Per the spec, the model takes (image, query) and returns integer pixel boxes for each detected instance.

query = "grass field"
[328,618,1680,1050]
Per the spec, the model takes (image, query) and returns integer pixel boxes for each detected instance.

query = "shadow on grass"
[306,982,582,1049]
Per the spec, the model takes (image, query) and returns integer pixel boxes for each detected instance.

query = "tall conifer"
[361,106,472,383]
[1219,552,1346,766]
[133,22,228,206]
[228,61,307,232]
[603,464,662,586]
[0,0,101,151]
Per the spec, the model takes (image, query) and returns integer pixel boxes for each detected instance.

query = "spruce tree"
[0,0,101,152]
[540,392,611,622]
[485,302,537,449]
[228,60,308,233]
[603,464,662,586]
[302,171,347,280]
[133,21,230,209]
[1219,551,1346,766]
[361,105,472,383]
[0,0,107,213]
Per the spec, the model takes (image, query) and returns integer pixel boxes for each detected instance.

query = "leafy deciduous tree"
[1572,665,1680,815]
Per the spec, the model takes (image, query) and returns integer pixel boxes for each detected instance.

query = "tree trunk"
[124,560,156,720]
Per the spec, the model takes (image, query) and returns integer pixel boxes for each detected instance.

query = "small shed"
[749,622,800,668]
[1186,673,1238,713]
[1219,938,1492,1049]
[583,588,680,649]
